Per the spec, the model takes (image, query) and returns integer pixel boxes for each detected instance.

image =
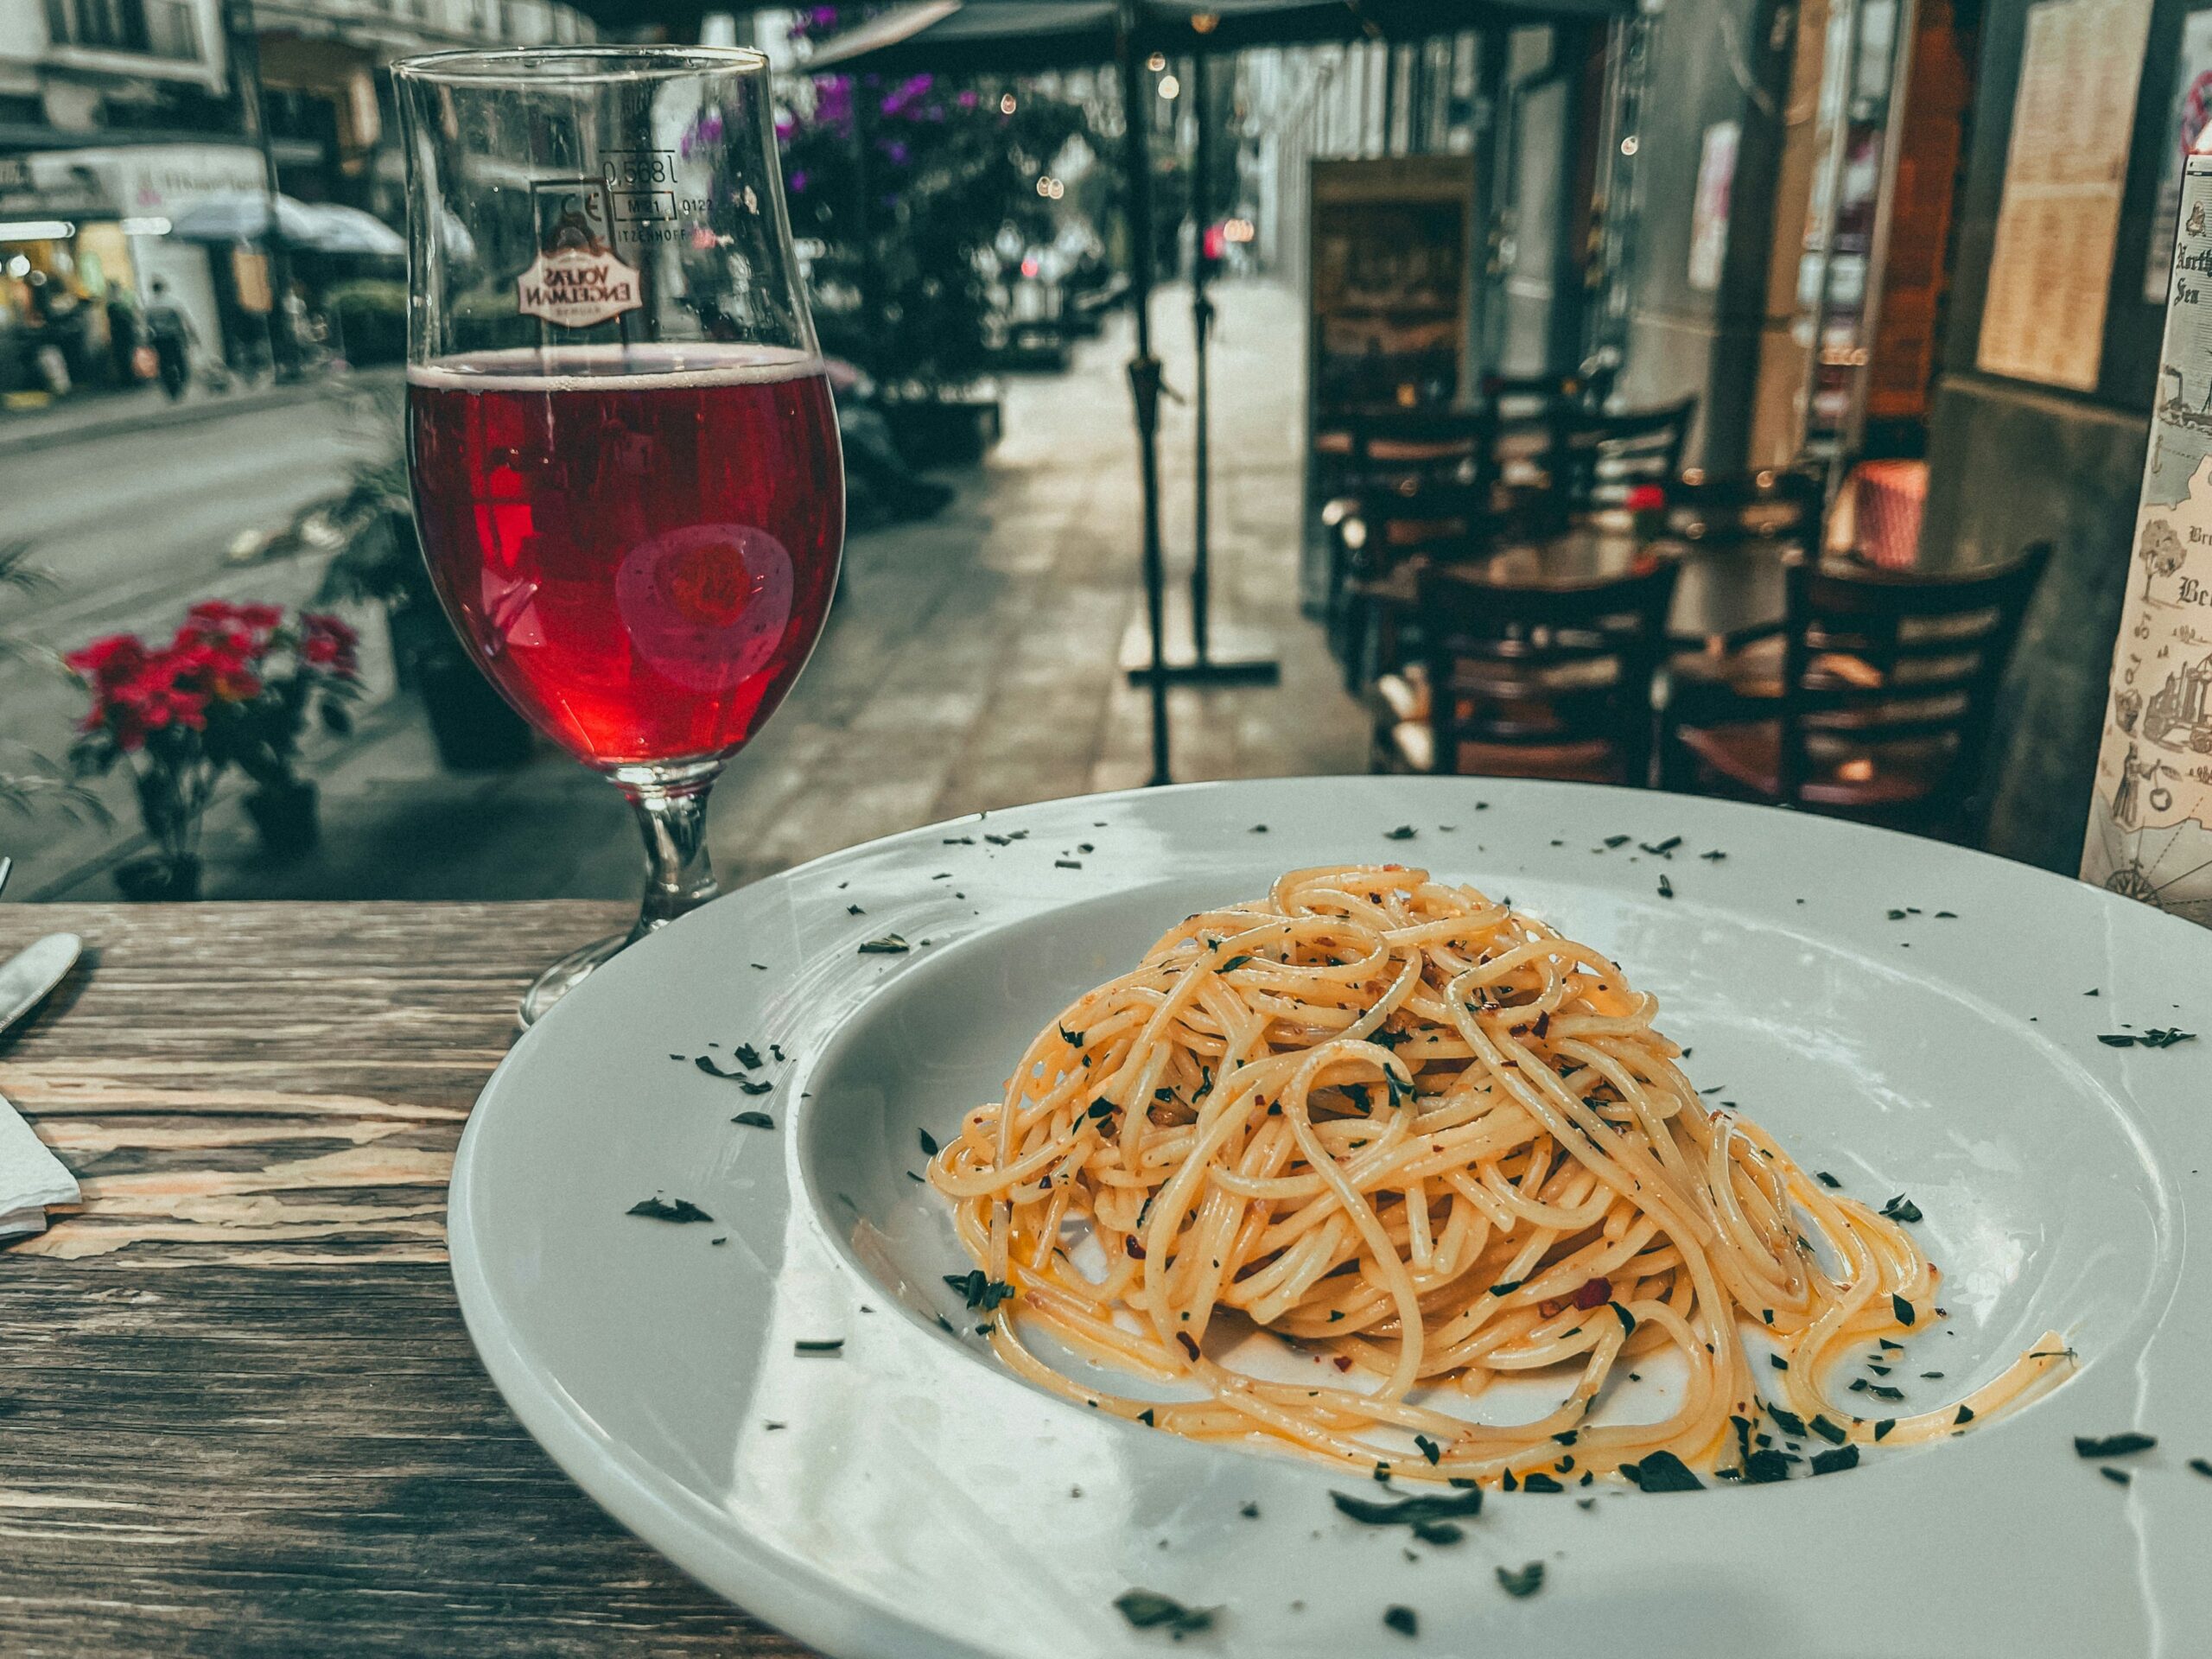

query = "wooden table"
[1357,527,1792,658]
[1454,526,1791,652]
[0,903,814,1656]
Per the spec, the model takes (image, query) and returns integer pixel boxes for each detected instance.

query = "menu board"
[1307,157,1473,412]
[1974,0,2153,390]
[2081,149,2212,926]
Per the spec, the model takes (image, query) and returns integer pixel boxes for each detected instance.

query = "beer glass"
[394,48,843,1023]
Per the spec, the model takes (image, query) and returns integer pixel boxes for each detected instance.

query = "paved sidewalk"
[0,365,401,458]
[19,280,1367,904]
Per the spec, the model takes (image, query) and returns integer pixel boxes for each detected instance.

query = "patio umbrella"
[294,201,409,258]
[167,189,333,248]
[810,0,1623,782]
[168,192,474,260]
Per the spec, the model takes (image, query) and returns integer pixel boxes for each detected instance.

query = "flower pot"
[881,392,1002,467]
[245,778,321,860]
[114,853,200,902]
[419,655,537,771]
[387,595,536,771]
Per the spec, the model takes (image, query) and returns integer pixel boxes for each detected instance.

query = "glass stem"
[619,764,721,943]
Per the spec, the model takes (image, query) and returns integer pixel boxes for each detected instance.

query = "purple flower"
[957,89,978,109]
[880,73,935,118]
[880,140,909,165]
[679,108,726,160]
[789,170,809,194]
[810,6,839,27]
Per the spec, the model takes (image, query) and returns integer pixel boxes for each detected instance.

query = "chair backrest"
[1416,555,1681,785]
[1669,467,1824,550]
[1776,542,2052,807]
[1325,480,1501,652]
[1548,398,1697,512]
[1481,363,1618,417]
[1341,405,1503,496]
[1338,481,1575,591]
[1481,370,1590,426]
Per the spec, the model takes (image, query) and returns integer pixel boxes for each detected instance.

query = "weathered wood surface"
[0,903,818,1656]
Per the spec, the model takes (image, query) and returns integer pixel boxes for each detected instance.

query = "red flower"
[1624,484,1668,514]
[177,601,283,680]
[298,612,360,678]
[185,599,283,645]
[72,598,352,771]
[121,661,209,734]
[83,650,211,752]
[66,632,149,690]
[168,635,262,702]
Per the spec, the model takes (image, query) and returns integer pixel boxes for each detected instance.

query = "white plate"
[448,779,2211,1659]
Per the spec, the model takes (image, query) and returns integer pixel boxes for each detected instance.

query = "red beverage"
[406,345,843,767]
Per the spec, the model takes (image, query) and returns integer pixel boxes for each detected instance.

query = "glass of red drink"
[393,47,843,1023]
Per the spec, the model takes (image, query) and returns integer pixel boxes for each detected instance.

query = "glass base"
[519,931,630,1027]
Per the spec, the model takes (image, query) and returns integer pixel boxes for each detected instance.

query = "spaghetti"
[927,864,2070,1485]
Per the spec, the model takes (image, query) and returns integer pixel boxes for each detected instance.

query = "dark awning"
[807,0,1631,75]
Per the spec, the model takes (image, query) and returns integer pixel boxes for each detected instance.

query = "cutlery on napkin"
[0,930,85,1241]
[0,1090,77,1239]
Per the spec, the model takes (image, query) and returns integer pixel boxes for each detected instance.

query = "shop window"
[43,0,200,60]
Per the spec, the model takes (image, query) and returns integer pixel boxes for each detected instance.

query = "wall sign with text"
[1975,0,2154,390]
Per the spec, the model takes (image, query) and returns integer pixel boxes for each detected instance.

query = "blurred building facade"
[1,0,591,404]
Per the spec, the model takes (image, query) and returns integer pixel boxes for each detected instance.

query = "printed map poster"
[2142,10,2212,302]
[1975,0,2154,390]
[2082,149,2212,925]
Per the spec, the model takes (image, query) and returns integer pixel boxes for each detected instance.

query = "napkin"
[0,1087,78,1240]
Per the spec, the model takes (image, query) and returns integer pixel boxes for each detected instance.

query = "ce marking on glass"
[603,150,703,222]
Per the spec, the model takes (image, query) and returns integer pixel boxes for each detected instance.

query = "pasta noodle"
[926,864,2071,1486]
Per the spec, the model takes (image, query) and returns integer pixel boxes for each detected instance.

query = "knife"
[0,933,81,1039]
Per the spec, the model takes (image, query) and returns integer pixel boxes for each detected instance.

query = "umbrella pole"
[1120,0,1173,786]
[1127,50,1279,691]
[1191,49,1213,668]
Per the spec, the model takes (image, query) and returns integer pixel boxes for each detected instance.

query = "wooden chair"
[1336,405,1503,495]
[1480,370,1609,493]
[1480,365,1618,419]
[1667,467,1824,547]
[1327,479,1498,690]
[1316,406,1502,658]
[1374,555,1681,786]
[1664,467,1828,722]
[1666,543,2052,837]
[1546,397,1697,514]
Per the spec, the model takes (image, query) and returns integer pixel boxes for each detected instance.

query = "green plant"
[0,541,110,830]
[271,380,425,611]
[779,22,1099,392]
[324,277,408,366]
[0,539,53,600]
